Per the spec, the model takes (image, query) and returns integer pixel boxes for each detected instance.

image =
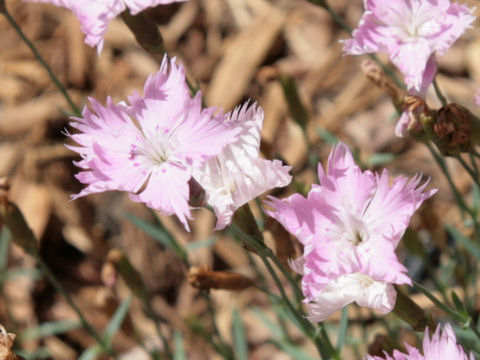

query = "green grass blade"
[174,331,187,360]
[20,320,82,341]
[232,307,248,360]
[447,225,480,260]
[124,212,187,263]
[336,306,348,351]
[78,345,102,360]
[103,294,133,348]
[270,340,317,360]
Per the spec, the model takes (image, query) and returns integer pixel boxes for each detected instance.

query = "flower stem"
[413,282,468,323]
[424,142,474,219]
[228,221,339,360]
[0,2,81,116]
[433,78,448,107]
[453,154,480,187]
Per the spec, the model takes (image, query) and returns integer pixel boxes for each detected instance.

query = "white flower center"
[341,212,369,246]
[129,126,177,166]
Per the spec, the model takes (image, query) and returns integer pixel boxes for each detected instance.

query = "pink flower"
[364,324,474,360]
[192,102,292,230]
[343,0,475,92]
[24,0,186,53]
[67,57,238,231]
[266,142,436,321]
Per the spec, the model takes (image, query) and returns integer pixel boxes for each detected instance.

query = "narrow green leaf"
[78,345,102,360]
[124,212,187,261]
[174,331,187,360]
[232,307,248,360]
[0,227,10,271]
[251,307,283,338]
[336,306,349,351]
[446,225,480,260]
[17,347,51,360]
[314,126,339,145]
[186,236,218,251]
[365,153,395,167]
[270,340,317,360]
[20,320,81,341]
[279,75,309,131]
[4,267,43,280]
[472,184,480,216]
[451,291,467,315]
[103,294,133,348]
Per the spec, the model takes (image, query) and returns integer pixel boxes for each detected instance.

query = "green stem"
[469,153,480,180]
[433,78,448,107]
[454,154,480,187]
[229,223,339,360]
[0,4,81,116]
[424,142,474,219]
[413,282,467,323]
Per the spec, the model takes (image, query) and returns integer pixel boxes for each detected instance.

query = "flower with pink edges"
[364,324,474,360]
[266,142,436,322]
[66,57,238,231]
[343,0,475,93]
[192,102,292,230]
[24,0,186,53]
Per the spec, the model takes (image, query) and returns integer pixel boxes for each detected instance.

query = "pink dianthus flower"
[343,0,475,93]
[266,142,436,322]
[24,0,186,53]
[364,324,474,360]
[67,57,238,231]
[192,102,292,230]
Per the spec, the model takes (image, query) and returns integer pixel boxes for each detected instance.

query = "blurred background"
[1,0,480,358]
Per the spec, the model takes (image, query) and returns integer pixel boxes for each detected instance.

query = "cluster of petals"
[67,57,239,231]
[67,56,292,231]
[343,0,475,93]
[192,102,292,230]
[24,0,186,53]
[266,142,436,322]
[364,324,474,360]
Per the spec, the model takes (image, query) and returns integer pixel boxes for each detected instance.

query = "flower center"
[341,212,369,246]
[129,126,177,166]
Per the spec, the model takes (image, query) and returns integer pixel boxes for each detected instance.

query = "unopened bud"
[188,266,253,291]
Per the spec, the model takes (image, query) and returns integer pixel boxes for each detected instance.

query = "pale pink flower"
[192,102,292,230]
[266,142,436,321]
[67,57,238,231]
[343,0,475,92]
[364,324,474,360]
[24,0,186,53]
